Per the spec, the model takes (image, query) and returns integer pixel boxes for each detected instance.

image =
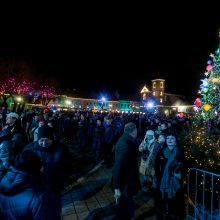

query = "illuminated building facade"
[48,78,193,114]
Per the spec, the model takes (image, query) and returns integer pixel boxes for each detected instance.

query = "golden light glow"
[140,85,149,93]
[65,100,71,105]
[16,96,23,102]
[203,104,211,111]
[209,77,220,84]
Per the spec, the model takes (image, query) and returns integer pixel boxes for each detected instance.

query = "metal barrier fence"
[186,168,220,220]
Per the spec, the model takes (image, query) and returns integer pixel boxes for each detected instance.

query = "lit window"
[153,82,156,88]
[160,98,163,103]
[153,92,155,96]
[160,91,163,96]
[160,82,163,88]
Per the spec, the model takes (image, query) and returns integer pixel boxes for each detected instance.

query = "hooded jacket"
[0,166,60,220]
[0,128,14,179]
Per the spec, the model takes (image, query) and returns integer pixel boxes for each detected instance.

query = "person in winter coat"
[102,117,114,166]
[0,150,60,220]
[21,125,70,194]
[33,120,46,142]
[0,127,14,178]
[77,114,88,151]
[113,122,141,220]
[4,112,28,155]
[154,133,185,219]
[138,130,159,191]
[92,118,105,161]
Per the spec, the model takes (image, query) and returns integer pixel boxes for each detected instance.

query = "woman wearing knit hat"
[154,133,185,219]
[139,129,159,192]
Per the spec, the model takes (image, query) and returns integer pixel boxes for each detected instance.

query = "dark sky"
[0,3,219,101]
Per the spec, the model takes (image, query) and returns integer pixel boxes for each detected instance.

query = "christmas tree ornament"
[203,104,211,111]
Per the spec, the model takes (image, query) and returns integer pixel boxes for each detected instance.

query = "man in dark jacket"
[102,117,114,166]
[21,125,70,194]
[0,150,60,220]
[113,122,141,220]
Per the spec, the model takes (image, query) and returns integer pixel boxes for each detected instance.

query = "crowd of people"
[0,109,71,219]
[112,121,186,219]
[0,107,192,219]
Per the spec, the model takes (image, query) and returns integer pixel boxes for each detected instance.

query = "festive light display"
[40,85,55,98]
[195,37,220,121]
[181,124,220,173]
[182,31,220,174]
[0,76,56,107]
[40,85,55,105]
[0,77,33,95]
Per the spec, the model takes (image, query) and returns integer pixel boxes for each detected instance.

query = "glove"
[114,189,121,199]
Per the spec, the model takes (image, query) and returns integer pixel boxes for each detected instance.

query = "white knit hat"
[146,130,154,136]
[7,112,19,119]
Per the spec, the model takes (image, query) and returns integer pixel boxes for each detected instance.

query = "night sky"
[0,4,219,101]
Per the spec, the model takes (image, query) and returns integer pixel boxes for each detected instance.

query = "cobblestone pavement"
[60,143,157,220]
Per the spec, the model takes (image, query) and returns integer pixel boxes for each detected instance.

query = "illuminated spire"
[140,85,149,93]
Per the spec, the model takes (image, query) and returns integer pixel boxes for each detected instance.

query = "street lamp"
[101,97,106,110]
[16,96,23,102]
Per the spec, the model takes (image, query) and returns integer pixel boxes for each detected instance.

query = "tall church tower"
[151,79,165,104]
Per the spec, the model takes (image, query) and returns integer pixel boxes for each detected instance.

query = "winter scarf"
[160,146,180,199]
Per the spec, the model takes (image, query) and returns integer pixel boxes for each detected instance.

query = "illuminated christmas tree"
[181,30,220,173]
[195,30,220,122]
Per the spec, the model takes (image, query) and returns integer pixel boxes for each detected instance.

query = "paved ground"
[60,142,157,220]
[61,164,156,220]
